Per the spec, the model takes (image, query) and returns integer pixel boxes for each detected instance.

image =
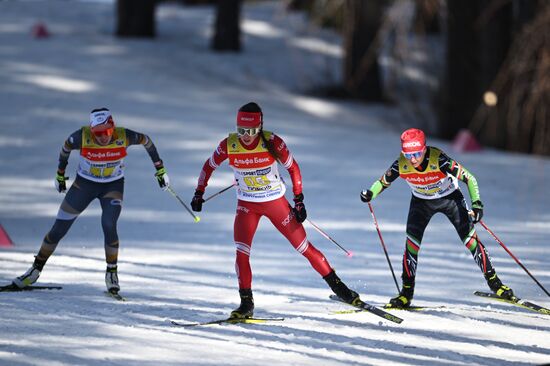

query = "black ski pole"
[479,219,550,297]
[368,202,400,293]
[204,183,236,203]
[201,183,354,258]
[167,187,201,223]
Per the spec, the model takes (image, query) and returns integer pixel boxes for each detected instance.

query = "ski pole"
[305,219,353,258]
[479,219,550,297]
[204,183,236,203]
[368,202,400,293]
[200,183,354,258]
[167,187,201,223]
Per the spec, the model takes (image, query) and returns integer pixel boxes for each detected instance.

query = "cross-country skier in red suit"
[191,102,363,319]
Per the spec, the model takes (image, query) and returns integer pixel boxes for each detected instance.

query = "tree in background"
[212,0,242,51]
[180,0,215,4]
[413,0,441,34]
[116,0,156,37]
[442,0,548,155]
[342,0,384,101]
[112,0,547,154]
[287,0,384,101]
[471,2,549,155]
[441,0,513,140]
[286,0,316,11]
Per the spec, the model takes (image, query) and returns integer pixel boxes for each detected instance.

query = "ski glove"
[471,200,484,223]
[155,166,170,191]
[191,190,205,212]
[293,193,307,223]
[55,171,68,193]
[360,189,373,203]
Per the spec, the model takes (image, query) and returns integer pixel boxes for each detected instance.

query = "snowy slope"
[0,1,549,365]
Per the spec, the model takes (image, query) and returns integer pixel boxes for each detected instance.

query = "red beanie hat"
[401,128,426,153]
[237,111,262,128]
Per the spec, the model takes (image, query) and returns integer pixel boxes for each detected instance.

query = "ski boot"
[324,270,364,306]
[230,289,254,319]
[485,270,515,300]
[388,277,415,308]
[13,265,41,289]
[105,264,120,294]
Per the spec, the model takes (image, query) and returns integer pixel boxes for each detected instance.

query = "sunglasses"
[91,120,115,138]
[92,128,114,138]
[237,127,261,137]
[403,150,424,159]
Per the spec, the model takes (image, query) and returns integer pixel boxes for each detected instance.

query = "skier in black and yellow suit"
[13,108,170,294]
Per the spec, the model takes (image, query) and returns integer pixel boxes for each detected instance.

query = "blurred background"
[113,0,549,156]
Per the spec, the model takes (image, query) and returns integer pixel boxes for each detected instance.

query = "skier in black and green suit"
[360,128,514,308]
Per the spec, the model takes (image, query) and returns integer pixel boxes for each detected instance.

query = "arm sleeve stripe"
[208,155,219,169]
[283,154,294,169]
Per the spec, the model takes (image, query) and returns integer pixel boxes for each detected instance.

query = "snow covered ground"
[1,1,549,365]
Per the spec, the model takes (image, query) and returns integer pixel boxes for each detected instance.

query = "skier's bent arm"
[368,159,400,200]
[196,138,229,192]
[273,134,303,196]
[440,154,481,203]
[126,129,163,167]
[57,130,82,173]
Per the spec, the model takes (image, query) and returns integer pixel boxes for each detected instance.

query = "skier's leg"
[389,196,433,307]
[268,197,361,304]
[38,181,95,265]
[99,179,123,292]
[446,192,514,299]
[233,202,261,290]
[267,197,331,276]
[446,192,494,273]
[13,177,95,288]
[231,201,261,318]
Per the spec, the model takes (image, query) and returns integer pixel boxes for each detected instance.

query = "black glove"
[55,170,68,193]
[154,166,170,191]
[471,200,484,223]
[191,190,205,212]
[360,189,373,203]
[292,193,307,223]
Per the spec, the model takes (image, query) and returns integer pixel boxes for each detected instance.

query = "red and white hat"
[400,128,426,154]
[236,111,262,128]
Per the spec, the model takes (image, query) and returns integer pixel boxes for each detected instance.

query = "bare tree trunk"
[116,0,156,37]
[286,0,315,11]
[474,3,549,155]
[181,0,216,4]
[439,0,512,139]
[342,0,384,101]
[414,0,441,34]
[212,0,241,51]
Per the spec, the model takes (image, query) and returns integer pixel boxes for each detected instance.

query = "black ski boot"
[485,270,515,300]
[230,289,254,319]
[388,278,415,308]
[323,270,363,306]
[388,285,414,308]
